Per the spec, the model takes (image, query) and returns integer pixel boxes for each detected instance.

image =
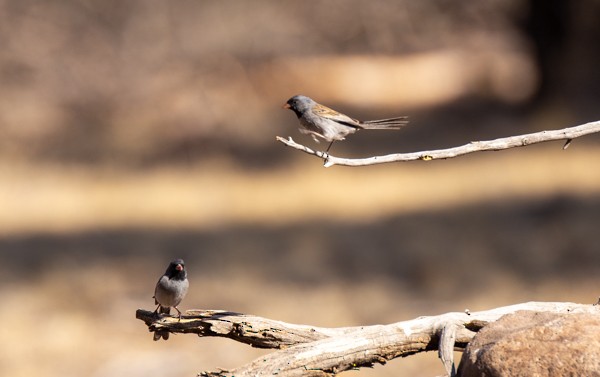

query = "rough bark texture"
[135,301,599,376]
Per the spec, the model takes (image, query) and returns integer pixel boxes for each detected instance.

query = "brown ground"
[1,1,600,376]
[1,145,599,376]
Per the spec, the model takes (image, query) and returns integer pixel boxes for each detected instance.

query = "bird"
[283,95,408,153]
[152,258,189,340]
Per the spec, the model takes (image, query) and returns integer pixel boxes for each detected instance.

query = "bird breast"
[155,276,189,307]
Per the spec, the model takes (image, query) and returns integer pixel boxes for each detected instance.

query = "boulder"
[458,310,600,376]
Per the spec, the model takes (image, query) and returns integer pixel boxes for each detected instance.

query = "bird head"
[165,259,186,279]
[283,95,314,116]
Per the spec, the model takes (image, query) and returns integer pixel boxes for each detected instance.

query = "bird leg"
[174,306,183,321]
[325,141,334,153]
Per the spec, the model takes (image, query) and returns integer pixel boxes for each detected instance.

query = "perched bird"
[153,258,189,340]
[283,95,408,152]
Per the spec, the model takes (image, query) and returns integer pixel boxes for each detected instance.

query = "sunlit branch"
[277,121,600,167]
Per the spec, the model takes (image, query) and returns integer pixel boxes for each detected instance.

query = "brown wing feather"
[311,103,361,128]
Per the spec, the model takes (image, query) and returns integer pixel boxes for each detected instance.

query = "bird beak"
[282,103,291,109]
[176,264,183,271]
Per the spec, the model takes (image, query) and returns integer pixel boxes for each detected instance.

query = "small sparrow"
[153,259,189,340]
[283,95,408,152]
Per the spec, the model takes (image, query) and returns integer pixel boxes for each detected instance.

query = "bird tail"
[153,330,170,341]
[360,116,409,130]
[153,305,171,341]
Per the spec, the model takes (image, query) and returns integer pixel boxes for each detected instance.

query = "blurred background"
[1,0,599,376]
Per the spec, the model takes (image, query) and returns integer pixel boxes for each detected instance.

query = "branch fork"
[136,301,598,376]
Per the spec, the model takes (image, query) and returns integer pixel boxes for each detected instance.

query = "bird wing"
[311,102,361,128]
[154,275,167,304]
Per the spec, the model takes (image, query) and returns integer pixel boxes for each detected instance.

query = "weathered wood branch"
[276,120,600,167]
[136,301,598,376]
[136,309,361,348]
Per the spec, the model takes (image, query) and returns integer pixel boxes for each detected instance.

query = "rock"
[458,310,600,376]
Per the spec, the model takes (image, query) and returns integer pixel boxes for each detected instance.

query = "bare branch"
[276,120,600,167]
[439,321,460,376]
[136,302,598,376]
[135,309,360,349]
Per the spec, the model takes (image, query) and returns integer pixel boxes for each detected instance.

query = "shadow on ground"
[3,193,597,300]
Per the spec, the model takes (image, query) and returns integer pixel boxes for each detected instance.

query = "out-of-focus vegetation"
[1,1,599,376]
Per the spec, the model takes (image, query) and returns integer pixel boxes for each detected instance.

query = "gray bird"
[153,258,189,340]
[283,95,409,152]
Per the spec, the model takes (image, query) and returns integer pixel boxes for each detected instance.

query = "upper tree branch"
[136,301,598,377]
[276,120,600,167]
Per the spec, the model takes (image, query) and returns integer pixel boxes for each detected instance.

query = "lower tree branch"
[276,120,600,167]
[136,301,598,376]
[136,309,360,349]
